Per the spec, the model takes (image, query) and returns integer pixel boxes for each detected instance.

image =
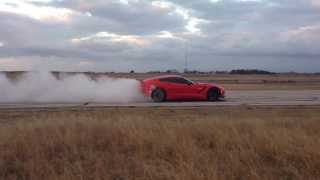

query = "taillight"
[220,88,225,96]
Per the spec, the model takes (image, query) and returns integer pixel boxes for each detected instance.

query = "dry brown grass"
[183,74,320,90]
[221,83,320,91]
[2,71,320,90]
[0,106,320,180]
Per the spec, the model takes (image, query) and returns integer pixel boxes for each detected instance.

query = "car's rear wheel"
[207,88,219,101]
[151,88,166,102]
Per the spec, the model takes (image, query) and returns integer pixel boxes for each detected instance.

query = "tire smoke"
[0,72,145,103]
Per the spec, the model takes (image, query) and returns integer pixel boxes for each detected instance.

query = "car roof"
[144,74,183,81]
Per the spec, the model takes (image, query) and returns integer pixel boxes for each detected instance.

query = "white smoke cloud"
[0,72,145,103]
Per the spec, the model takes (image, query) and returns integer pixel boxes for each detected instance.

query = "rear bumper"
[141,83,155,97]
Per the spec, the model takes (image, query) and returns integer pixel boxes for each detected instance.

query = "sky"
[0,0,320,72]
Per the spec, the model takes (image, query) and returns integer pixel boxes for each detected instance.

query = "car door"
[161,77,201,99]
[177,79,205,99]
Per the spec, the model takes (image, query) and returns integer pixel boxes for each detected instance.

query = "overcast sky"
[0,0,320,72]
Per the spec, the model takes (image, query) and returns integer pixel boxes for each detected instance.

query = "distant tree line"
[145,69,277,75]
[229,69,276,75]
[1,69,319,75]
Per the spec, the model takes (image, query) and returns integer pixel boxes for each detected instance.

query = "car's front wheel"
[151,88,166,102]
[207,88,220,101]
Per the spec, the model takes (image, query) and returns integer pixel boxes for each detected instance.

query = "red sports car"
[142,75,225,102]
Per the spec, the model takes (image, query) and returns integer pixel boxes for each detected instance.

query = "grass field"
[111,73,320,90]
[2,71,320,90]
[1,106,320,180]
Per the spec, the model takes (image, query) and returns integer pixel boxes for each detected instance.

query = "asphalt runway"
[0,90,320,109]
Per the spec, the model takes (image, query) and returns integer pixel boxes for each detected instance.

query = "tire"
[207,88,220,101]
[151,88,166,102]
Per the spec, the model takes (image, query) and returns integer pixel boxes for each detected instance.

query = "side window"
[159,77,176,83]
[160,77,191,84]
[175,78,191,84]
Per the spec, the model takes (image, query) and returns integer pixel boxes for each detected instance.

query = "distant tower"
[184,40,189,73]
